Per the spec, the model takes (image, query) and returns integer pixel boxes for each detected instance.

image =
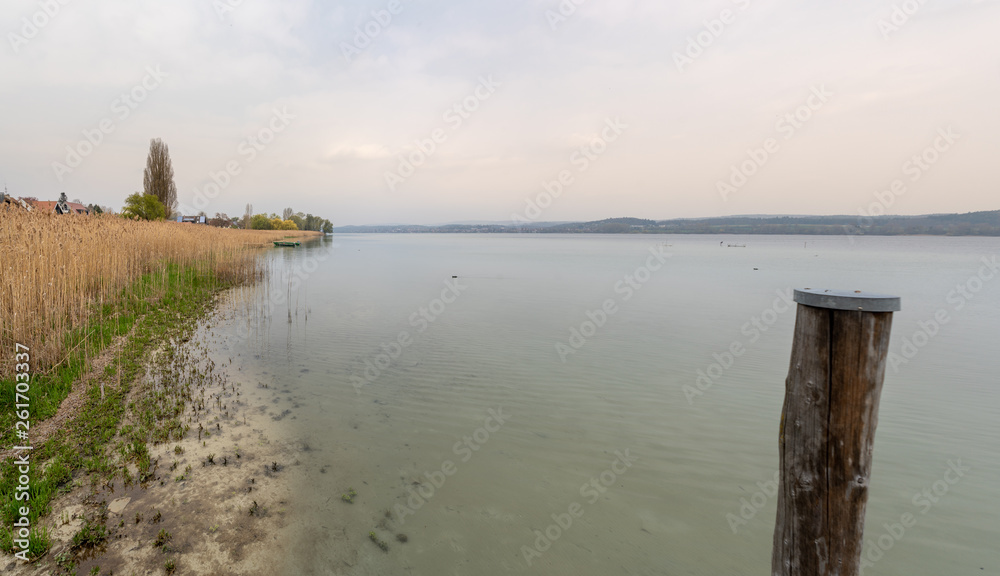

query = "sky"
[1,0,998,225]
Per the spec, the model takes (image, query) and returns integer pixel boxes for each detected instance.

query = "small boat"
[273,241,300,247]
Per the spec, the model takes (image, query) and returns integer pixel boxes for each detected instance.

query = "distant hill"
[332,210,1000,236]
[432,220,575,227]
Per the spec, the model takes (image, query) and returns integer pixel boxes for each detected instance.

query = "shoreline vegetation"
[330,210,1000,235]
[0,208,319,573]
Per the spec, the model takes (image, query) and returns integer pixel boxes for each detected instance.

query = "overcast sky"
[1,0,997,225]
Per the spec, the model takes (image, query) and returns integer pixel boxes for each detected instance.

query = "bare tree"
[282,207,294,220]
[208,212,232,227]
[143,138,178,216]
[243,203,253,229]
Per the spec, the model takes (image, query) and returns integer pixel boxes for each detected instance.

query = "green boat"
[273,241,300,247]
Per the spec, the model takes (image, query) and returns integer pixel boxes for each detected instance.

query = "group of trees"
[290,210,332,233]
[206,213,237,228]
[118,140,333,232]
[248,208,332,232]
[120,138,174,221]
[251,214,299,230]
[121,192,167,220]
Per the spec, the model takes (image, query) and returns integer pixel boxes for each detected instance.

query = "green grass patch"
[70,515,108,550]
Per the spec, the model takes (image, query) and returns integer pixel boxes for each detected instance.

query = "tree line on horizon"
[236,204,332,232]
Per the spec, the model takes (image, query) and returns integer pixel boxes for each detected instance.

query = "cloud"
[1,0,998,224]
[324,144,393,163]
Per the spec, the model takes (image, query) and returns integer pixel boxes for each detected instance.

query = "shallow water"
[208,234,1000,575]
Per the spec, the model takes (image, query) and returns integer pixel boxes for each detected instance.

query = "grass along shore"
[0,209,318,571]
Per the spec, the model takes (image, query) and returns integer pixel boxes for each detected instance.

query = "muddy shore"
[2,304,359,576]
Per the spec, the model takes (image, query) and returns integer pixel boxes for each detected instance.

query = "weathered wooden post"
[772,288,900,576]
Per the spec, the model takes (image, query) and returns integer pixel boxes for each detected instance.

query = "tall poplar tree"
[143,138,178,216]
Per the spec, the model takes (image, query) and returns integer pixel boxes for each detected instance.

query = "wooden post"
[772,288,900,576]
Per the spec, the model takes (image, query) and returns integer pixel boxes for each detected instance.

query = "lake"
[203,234,1000,575]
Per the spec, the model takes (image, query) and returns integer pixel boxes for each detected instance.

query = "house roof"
[31,201,58,212]
[28,200,90,214]
[1,195,33,210]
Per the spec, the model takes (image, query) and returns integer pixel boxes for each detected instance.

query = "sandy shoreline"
[2,305,356,576]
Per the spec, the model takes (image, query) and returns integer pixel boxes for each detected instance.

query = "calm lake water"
[207,234,999,575]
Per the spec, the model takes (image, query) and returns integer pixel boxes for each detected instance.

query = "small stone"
[108,497,131,515]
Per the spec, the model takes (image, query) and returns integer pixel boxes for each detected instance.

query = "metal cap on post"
[793,288,901,313]
[772,288,900,576]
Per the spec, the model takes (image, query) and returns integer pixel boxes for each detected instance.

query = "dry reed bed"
[0,207,316,372]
